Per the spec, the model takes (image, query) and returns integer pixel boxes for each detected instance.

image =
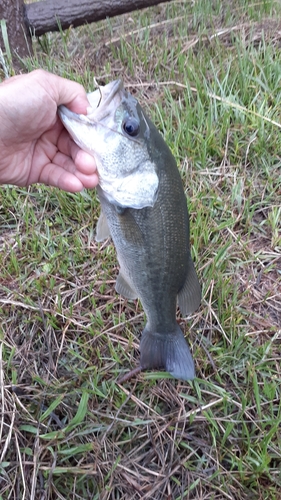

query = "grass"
[0,0,281,498]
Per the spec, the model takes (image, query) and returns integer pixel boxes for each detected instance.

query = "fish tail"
[140,325,195,381]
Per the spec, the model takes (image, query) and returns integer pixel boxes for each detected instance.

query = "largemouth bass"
[58,80,201,380]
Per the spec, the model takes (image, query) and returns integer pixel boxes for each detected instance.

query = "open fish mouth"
[58,80,123,125]
[88,79,124,113]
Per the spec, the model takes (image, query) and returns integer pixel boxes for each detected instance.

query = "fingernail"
[86,106,95,115]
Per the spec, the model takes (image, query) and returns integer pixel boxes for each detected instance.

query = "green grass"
[0,1,281,498]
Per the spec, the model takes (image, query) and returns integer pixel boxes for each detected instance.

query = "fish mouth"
[92,79,124,111]
[58,79,124,125]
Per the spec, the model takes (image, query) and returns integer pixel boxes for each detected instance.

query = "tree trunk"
[26,0,173,36]
[0,0,32,69]
[0,0,173,64]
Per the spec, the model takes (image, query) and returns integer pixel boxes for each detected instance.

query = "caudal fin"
[140,325,195,381]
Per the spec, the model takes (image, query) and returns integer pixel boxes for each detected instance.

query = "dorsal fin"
[177,255,201,316]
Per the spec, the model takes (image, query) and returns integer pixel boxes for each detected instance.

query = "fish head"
[58,80,159,209]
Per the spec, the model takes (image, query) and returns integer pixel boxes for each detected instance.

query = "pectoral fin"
[95,210,111,242]
[177,255,201,316]
[115,269,138,299]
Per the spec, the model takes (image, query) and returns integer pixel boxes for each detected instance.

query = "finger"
[33,70,90,114]
[57,128,97,175]
[39,153,99,192]
[74,148,98,175]
[39,161,83,192]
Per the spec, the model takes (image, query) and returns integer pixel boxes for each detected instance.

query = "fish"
[58,80,201,380]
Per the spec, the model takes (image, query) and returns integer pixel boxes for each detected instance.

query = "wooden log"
[26,0,173,36]
[0,0,174,63]
[0,0,32,68]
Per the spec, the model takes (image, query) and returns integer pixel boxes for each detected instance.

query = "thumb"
[33,69,90,114]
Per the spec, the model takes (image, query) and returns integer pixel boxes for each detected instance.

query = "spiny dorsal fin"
[177,255,201,316]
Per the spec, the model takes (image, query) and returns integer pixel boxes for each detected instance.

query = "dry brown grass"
[1,1,281,499]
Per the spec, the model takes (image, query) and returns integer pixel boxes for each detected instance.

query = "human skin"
[0,69,98,192]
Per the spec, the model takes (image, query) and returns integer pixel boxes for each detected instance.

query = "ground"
[0,1,280,499]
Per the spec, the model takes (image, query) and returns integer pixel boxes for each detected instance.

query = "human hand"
[0,69,98,192]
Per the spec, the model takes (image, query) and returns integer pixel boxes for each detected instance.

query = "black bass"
[58,80,201,380]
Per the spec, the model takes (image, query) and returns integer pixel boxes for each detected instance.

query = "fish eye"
[123,117,140,137]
